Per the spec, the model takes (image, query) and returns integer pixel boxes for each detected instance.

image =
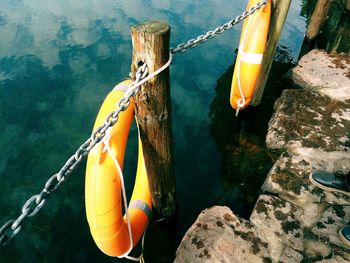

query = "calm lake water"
[0,1,308,262]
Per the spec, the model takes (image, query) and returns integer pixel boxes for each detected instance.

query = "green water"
[0,1,311,262]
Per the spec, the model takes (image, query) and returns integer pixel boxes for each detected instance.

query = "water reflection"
[0,1,306,262]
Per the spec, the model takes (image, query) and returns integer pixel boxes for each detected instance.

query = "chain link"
[170,0,269,54]
[0,0,269,246]
[0,63,148,246]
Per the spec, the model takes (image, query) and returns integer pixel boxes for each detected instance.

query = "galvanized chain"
[0,64,148,246]
[0,0,269,247]
[170,0,269,54]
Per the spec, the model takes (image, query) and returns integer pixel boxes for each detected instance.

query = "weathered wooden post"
[250,0,291,106]
[130,21,176,217]
[346,0,350,12]
[305,0,332,41]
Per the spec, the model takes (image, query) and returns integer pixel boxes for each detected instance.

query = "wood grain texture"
[131,21,176,216]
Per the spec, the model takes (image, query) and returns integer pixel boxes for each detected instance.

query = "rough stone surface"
[278,246,303,263]
[311,205,350,249]
[175,50,350,262]
[291,49,350,102]
[175,206,301,263]
[261,152,350,217]
[262,50,350,262]
[250,195,304,251]
[266,89,350,153]
[175,204,350,262]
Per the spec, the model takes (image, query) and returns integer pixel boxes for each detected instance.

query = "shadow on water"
[137,45,298,263]
[208,46,295,219]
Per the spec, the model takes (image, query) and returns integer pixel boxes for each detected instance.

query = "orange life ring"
[230,0,271,110]
[85,80,152,257]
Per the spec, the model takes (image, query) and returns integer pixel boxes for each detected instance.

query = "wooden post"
[346,0,350,12]
[250,0,291,106]
[305,0,332,41]
[131,21,176,217]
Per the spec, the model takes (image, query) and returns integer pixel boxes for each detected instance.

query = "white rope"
[113,52,173,92]
[236,14,253,117]
[124,222,149,263]
[101,130,134,258]
[101,130,148,263]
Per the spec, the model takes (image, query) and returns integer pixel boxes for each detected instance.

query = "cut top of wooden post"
[134,21,169,34]
[131,21,170,77]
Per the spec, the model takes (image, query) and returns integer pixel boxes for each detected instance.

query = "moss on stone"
[262,257,273,263]
[316,222,326,229]
[274,210,288,221]
[272,166,304,195]
[333,205,346,218]
[233,230,269,255]
[269,89,350,152]
[271,196,287,209]
[326,216,335,225]
[223,213,234,222]
[244,221,254,229]
[299,159,310,166]
[203,249,211,259]
[256,201,269,217]
[216,220,224,228]
[281,220,301,235]
[274,231,282,237]
[191,236,204,249]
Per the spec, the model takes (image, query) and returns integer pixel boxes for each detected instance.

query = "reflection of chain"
[0,64,148,246]
[171,0,269,54]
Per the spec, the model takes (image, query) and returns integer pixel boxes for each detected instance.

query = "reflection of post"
[251,0,291,106]
[305,0,332,41]
[328,12,350,53]
[131,21,176,217]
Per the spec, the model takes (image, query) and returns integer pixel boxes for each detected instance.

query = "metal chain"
[0,0,269,246]
[0,64,148,246]
[170,0,269,54]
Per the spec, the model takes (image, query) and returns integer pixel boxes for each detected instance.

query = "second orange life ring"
[230,0,271,111]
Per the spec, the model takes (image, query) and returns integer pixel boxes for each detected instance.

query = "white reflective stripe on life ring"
[239,45,263,64]
[128,200,152,221]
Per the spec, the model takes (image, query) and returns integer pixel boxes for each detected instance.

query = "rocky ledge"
[175,50,350,262]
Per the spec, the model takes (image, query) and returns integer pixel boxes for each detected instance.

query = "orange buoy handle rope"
[85,80,152,258]
[230,0,271,114]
